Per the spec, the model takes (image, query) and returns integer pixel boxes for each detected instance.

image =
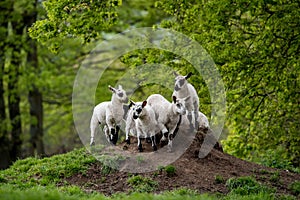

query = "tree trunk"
[0,48,11,169]
[7,0,29,161]
[8,58,22,161]
[26,0,44,156]
[28,87,45,156]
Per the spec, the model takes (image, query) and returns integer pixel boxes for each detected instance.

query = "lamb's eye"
[176,104,181,108]
[136,107,142,113]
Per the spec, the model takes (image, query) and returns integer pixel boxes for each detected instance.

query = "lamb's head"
[174,72,193,91]
[131,100,147,120]
[109,85,128,103]
[172,96,186,115]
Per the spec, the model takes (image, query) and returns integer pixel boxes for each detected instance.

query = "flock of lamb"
[90,71,210,152]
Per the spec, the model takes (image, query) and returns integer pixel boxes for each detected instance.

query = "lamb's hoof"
[153,145,157,151]
[125,139,130,145]
[110,133,118,145]
[90,141,95,146]
[123,145,128,150]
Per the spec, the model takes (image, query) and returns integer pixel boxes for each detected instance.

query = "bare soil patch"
[65,130,300,196]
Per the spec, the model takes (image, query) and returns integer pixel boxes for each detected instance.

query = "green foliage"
[29,0,121,50]
[127,175,158,193]
[222,193,275,200]
[157,0,300,167]
[288,181,300,196]
[269,171,280,183]
[112,191,215,200]
[251,147,299,173]
[0,185,108,200]
[0,148,96,188]
[226,176,275,196]
[215,175,225,184]
[164,165,176,177]
[166,188,199,196]
[94,154,125,175]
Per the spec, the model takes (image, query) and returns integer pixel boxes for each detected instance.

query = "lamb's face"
[109,85,128,103]
[132,101,147,120]
[116,88,128,103]
[173,96,186,115]
[174,76,187,91]
[173,72,192,91]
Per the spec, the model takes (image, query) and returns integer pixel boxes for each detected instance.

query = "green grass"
[164,165,176,176]
[0,148,96,188]
[0,148,298,200]
[226,176,276,196]
[288,181,300,196]
[215,174,226,184]
[127,175,158,193]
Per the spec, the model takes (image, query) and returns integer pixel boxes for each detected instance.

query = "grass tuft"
[226,176,276,196]
[127,175,158,193]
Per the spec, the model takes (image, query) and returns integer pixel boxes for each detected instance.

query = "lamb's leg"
[151,132,157,151]
[106,116,117,145]
[112,125,120,145]
[167,125,177,152]
[103,125,110,142]
[167,133,173,152]
[193,102,199,130]
[90,114,98,146]
[137,129,143,152]
[125,124,131,145]
[138,137,143,152]
[110,127,117,145]
[158,123,169,142]
[187,111,194,131]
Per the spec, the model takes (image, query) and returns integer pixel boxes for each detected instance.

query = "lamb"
[124,101,138,145]
[180,110,210,131]
[198,111,210,131]
[147,94,186,152]
[172,71,199,130]
[90,85,128,146]
[130,100,158,152]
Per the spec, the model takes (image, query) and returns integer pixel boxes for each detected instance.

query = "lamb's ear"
[108,85,116,93]
[118,85,123,90]
[173,71,179,77]
[129,100,135,108]
[142,100,147,108]
[185,72,193,80]
[172,96,177,103]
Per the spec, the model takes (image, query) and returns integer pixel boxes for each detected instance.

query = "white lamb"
[124,101,139,145]
[131,100,158,152]
[180,110,210,131]
[147,94,186,152]
[172,71,199,130]
[198,111,210,131]
[90,85,128,146]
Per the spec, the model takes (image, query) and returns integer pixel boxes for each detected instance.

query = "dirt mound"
[65,130,300,196]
